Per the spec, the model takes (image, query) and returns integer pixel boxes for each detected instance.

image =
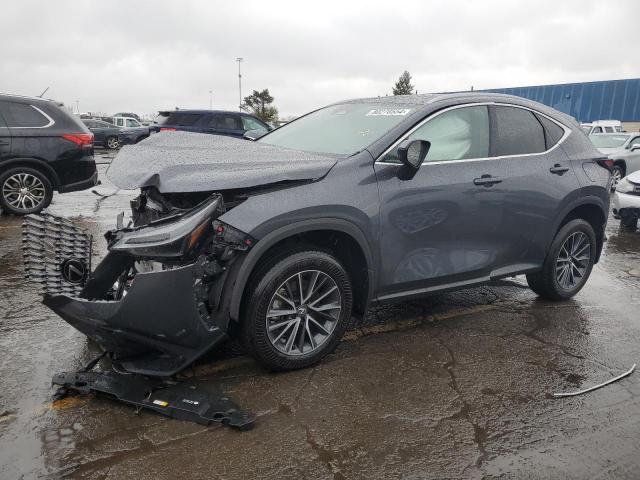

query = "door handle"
[549,164,569,175]
[473,174,502,186]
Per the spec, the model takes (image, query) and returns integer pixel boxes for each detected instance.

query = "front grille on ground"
[22,213,92,297]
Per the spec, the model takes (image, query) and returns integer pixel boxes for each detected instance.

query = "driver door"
[373,105,507,299]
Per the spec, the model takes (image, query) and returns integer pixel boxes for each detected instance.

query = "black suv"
[28,93,611,377]
[151,109,272,137]
[0,94,98,215]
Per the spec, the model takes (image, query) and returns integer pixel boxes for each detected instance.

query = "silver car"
[590,133,640,187]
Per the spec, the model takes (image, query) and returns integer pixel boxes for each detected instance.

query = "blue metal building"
[479,78,640,123]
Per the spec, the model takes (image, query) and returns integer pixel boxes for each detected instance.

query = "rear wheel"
[105,136,119,149]
[526,219,596,300]
[241,250,353,371]
[0,167,53,215]
[611,164,624,190]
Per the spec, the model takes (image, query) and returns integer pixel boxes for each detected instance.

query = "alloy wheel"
[107,137,119,149]
[2,173,46,211]
[555,231,591,290]
[612,168,623,189]
[266,270,341,356]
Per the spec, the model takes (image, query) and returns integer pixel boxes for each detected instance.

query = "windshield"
[259,103,415,155]
[589,134,629,148]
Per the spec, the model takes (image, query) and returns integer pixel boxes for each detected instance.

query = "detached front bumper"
[43,262,226,377]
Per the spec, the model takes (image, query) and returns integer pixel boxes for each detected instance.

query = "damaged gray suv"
[27,93,611,377]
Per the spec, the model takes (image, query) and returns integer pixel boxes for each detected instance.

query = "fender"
[549,194,608,261]
[227,218,376,322]
[0,157,61,189]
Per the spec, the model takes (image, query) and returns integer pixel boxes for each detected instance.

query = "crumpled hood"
[107,131,339,192]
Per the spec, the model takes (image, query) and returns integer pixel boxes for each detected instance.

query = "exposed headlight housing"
[616,177,634,194]
[109,195,223,258]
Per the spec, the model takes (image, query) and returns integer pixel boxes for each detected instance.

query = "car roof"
[0,92,56,105]
[159,109,255,116]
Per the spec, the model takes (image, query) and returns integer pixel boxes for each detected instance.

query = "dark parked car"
[82,119,121,149]
[0,93,97,215]
[28,93,611,377]
[151,109,271,138]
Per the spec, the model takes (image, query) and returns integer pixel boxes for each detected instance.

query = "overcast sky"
[1,0,639,118]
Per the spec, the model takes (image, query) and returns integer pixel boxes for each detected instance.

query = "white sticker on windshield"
[366,109,412,116]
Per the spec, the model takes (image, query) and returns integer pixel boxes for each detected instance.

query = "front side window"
[492,106,545,156]
[0,102,50,128]
[592,126,603,134]
[259,103,416,155]
[126,118,139,128]
[381,105,489,163]
[242,116,268,132]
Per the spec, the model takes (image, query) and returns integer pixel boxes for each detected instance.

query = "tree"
[392,71,414,96]
[242,89,279,123]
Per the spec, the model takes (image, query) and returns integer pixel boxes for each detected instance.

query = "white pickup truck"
[581,120,624,135]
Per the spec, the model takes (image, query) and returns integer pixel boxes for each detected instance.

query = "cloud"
[1,0,638,117]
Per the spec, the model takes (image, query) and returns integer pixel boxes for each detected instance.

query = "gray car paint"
[220,93,608,311]
[43,92,611,376]
[107,131,339,192]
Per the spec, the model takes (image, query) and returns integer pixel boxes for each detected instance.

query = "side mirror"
[631,143,640,152]
[397,139,430,170]
[243,129,268,141]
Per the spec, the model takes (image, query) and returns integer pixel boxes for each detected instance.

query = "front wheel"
[241,250,353,371]
[611,165,624,190]
[526,219,596,300]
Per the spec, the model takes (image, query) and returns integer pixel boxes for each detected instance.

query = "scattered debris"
[52,370,254,430]
[553,363,636,397]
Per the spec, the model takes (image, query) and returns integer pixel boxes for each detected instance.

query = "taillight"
[596,158,614,171]
[62,133,94,147]
[160,127,177,132]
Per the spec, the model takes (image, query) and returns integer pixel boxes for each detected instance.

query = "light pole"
[209,90,213,109]
[75,100,80,113]
[236,57,243,111]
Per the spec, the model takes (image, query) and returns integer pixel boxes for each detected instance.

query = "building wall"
[481,78,640,123]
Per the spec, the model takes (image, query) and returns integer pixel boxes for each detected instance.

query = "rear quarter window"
[491,106,545,156]
[0,101,51,128]
[535,113,565,149]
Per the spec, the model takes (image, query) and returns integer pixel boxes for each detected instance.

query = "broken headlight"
[109,195,222,258]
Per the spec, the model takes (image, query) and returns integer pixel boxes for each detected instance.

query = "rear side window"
[166,113,200,126]
[0,102,51,128]
[535,114,565,149]
[491,106,545,156]
[208,114,242,130]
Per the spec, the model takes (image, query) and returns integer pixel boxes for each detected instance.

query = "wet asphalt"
[1,151,639,479]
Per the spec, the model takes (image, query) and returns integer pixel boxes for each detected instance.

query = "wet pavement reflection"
[1,153,639,479]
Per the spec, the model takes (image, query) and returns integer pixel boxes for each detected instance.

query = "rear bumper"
[612,191,640,219]
[58,163,98,193]
[43,262,227,377]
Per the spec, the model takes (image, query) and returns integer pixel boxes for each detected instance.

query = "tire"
[0,167,53,215]
[611,164,624,190]
[620,215,638,232]
[526,219,596,300]
[105,136,119,149]
[241,249,353,371]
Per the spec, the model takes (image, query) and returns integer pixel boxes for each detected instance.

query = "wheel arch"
[228,219,375,322]
[0,158,61,190]
[612,159,626,176]
[551,196,608,263]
